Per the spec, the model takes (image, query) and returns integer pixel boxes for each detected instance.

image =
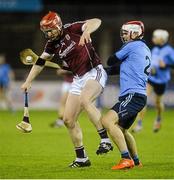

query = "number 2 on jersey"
[144,56,151,75]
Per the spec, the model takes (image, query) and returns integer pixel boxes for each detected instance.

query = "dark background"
[1,0,174,81]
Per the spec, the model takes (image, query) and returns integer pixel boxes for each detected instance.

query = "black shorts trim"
[148,79,167,96]
[111,93,147,129]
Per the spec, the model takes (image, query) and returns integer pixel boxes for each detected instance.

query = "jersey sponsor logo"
[59,40,76,58]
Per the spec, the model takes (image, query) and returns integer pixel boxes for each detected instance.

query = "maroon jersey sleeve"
[64,21,86,35]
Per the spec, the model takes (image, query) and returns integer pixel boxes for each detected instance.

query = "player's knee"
[80,96,90,109]
[63,117,75,129]
[101,117,109,129]
[122,129,128,135]
[155,98,161,106]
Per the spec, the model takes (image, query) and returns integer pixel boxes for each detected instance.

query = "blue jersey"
[148,44,174,84]
[0,64,11,86]
[115,40,151,97]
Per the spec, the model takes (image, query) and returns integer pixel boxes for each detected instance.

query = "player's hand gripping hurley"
[16,90,32,133]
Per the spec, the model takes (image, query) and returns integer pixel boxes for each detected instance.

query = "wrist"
[83,30,90,35]
[25,80,32,84]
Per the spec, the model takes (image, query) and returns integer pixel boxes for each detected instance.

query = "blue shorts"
[148,79,167,96]
[111,93,147,129]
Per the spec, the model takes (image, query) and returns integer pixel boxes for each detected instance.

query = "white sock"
[101,138,111,144]
[75,157,88,162]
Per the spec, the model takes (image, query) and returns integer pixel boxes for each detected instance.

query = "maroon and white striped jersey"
[44,21,101,76]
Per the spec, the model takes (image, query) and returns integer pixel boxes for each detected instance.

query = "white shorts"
[69,65,107,96]
[61,82,72,93]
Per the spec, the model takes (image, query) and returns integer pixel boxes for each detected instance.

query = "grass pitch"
[0,109,174,179]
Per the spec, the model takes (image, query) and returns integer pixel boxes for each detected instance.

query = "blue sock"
[121,151,131,159]
[138,120,142,126]
[133,155,140,165]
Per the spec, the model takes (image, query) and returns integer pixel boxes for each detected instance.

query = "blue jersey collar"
[121,39,146,48]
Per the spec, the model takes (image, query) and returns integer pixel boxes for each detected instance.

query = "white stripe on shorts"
[122,94,133,107]
[118,94,134,113]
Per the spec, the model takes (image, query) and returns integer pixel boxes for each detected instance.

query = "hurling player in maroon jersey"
[21,12,113,167]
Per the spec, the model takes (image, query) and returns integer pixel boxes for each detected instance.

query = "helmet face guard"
[120,21,144,43]
[41,29,52,38]
[120,29,129,43]
[42,29,61,40]
[40,11,63,40]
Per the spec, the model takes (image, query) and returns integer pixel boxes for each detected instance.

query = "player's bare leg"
[132,83,152,133]
[153,94,164,132]
[63,93,91,168]
[101,110,134,170]
[80,79,113,155]
[123,130,142,166]
[80,80,102,129]
[50,92,68,128]
[64,93,82,147]
[132,107,146,133]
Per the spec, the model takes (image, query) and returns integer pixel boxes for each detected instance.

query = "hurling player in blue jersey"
[102,21,151,170]
[133,29,174,133]
[0,54,14,110]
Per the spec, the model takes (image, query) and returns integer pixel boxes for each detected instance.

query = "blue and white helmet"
[121,21,144,42]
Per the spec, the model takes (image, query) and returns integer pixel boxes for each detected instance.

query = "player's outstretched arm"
[21,64,44,92]
[83,18,102,34]
[79,18,101,46]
